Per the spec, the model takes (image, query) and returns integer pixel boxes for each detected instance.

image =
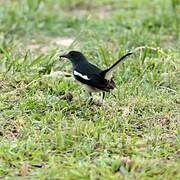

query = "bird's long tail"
[100,52,133,80]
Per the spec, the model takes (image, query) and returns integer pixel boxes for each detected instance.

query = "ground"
[0,0,180,179]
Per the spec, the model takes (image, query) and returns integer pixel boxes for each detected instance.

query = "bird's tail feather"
[100,52,133,80]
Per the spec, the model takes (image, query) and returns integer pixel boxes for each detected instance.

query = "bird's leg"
[88,92,93,104]
[102,92,105,100]
[99,92,105,105]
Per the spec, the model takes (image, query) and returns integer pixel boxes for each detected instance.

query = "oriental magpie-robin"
[60,51,133,102]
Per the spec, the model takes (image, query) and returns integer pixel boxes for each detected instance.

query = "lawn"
[0,0,180,179]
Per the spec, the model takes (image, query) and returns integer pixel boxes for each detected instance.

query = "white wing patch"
[74,70,90,80]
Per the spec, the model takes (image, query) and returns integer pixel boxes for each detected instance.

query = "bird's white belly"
[73,73,100,92]
[74,79,100,92]
[82,84,100,92]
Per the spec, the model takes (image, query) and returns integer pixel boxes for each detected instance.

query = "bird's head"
[59,51,86,64]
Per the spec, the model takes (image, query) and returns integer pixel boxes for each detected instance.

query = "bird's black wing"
[73,62,115,91]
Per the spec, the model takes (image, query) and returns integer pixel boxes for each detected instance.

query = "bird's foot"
[89,99,103,106]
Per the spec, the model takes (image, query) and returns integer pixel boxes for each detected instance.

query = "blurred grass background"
[0,0,180,179]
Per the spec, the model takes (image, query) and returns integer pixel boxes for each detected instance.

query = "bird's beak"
[59,54,68,60]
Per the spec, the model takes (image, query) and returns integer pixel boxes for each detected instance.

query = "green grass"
[0,0,180,179]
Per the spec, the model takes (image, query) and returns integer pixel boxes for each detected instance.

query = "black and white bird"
[60,51,133,103]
